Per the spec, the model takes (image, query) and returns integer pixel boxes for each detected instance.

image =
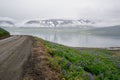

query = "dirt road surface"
[0,35,33,80]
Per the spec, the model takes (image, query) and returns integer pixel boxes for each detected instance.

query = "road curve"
[0,35,33,80]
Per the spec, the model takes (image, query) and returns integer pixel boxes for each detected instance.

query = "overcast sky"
[0,0,120,21]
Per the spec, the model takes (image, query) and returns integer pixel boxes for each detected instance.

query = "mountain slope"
[25,19,95,27]
[0,20,14,26]
[0,27,10,38]
[89,25,120,36]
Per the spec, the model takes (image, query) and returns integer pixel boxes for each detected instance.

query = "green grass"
[0,27,9,37]
[38,38,120,80]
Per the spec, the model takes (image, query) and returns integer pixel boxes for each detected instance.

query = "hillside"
[89,25,120,36]
[35,38,120,80]
[0,27,10,39]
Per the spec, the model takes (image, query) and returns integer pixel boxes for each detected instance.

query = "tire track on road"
[0,36,33,80]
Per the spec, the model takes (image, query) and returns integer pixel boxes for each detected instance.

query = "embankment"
[0,27,10,39]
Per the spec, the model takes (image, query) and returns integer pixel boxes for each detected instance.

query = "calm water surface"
[3,27,120,48]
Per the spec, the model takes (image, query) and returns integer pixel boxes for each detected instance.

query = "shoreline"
[72,46,120,51]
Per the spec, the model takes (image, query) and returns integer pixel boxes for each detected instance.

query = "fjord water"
[3,27,120,48]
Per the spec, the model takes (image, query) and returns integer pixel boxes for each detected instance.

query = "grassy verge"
[0,27,10,38]
[38,38,120,80]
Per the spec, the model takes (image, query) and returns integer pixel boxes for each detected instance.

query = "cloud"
[0,0,120,22]
[0,17,15,22]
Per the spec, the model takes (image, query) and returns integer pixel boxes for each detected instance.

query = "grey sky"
[0,0,120,21]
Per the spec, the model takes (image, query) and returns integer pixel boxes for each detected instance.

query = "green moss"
[37,38,120,80]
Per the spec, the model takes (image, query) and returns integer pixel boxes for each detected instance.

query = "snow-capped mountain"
[24,19,95,27]
[0,17,120,27]
[0,20,14,27]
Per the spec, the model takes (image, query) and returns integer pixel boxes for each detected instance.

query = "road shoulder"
[23,37,60,80]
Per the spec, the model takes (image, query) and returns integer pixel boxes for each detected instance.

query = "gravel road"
[0,35,33,80]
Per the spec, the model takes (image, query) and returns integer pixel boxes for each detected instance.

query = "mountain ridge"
[24,19,95,27]
[0,20,14,26]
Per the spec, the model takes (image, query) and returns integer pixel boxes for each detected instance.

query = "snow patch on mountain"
[24,19,95,27]
[0,17,15,27]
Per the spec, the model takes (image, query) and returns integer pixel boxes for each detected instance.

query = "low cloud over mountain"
[0,17,15,26]
[24,19,95,27]
[0,17,120,27]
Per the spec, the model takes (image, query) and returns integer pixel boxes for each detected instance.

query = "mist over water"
[3,27,120,48]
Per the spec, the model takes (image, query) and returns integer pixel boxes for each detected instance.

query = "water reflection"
[3,27,120,48]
